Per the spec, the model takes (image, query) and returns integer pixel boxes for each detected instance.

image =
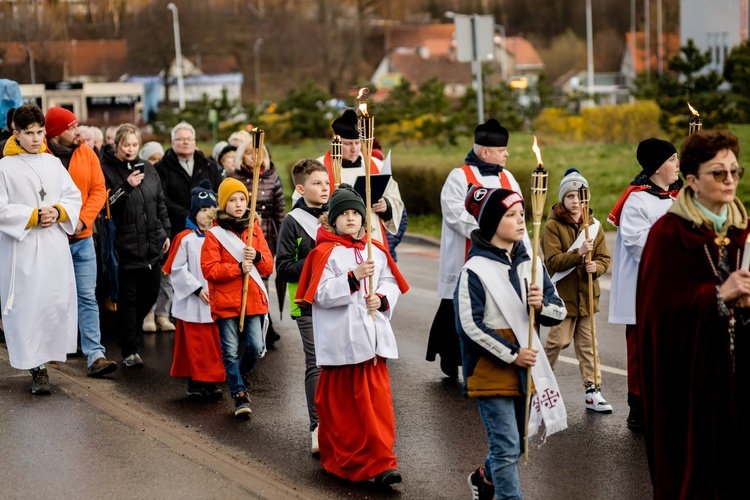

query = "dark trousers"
[116,264,161,357]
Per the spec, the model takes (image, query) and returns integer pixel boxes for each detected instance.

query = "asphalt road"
[0,231,653,499]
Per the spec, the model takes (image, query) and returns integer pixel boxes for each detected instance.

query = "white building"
[681,0,750,73]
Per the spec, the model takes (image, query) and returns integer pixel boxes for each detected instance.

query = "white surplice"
[0,152,82,370]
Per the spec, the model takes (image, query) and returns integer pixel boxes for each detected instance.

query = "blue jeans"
[69,237,105,367]
[217,315,264,396]
[477,396,525,500]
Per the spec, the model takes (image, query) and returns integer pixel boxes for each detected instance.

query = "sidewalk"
[0,346,306,499]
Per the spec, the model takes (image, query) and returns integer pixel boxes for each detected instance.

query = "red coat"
[201,220,274,320]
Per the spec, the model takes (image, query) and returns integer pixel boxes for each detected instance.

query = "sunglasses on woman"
[699,167,745,182]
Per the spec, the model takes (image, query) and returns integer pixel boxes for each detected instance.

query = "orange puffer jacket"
[201,220,274,320]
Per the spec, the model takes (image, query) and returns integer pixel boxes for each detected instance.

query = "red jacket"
[201,220,274,320]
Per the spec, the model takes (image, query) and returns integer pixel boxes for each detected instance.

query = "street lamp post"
[20,44,36,85]
[167,2,186,110]
[254,38,264,102]
[586,0,594,98]
[495,24,509,81]
[445,11,494,124]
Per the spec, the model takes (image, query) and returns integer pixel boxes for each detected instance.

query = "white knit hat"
[139,141,164,162]
[558,168,588,203]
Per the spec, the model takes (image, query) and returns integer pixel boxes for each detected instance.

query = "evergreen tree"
[723,39,750,123]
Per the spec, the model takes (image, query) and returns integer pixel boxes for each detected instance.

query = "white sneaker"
[142,311,156,332]
[311,426,320,455]
[585,384,613,413]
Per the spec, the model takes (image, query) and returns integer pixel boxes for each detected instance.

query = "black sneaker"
[233,393,252,418]
[31,368,51,395]
[373,468,402,487]
[186,379,204,397]
[468,467,494,500]
[203,382,223,399]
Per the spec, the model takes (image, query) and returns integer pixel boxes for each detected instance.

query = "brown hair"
[680,130,740,178]
[12,104,44,131]
[291,158,328,186]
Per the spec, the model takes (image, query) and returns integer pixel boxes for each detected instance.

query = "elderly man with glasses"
[146,122,223,332]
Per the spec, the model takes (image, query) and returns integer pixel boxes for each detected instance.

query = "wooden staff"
[524,137,548,464]
[239,127,265,332]
[579,186,600,390]
[331,135,342,186]
[356,88,376,322]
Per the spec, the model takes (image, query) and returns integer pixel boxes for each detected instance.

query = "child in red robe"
[295,184,409,487]
[163,181,225,398]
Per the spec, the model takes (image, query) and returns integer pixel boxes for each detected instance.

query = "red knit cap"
[45,107,78,138]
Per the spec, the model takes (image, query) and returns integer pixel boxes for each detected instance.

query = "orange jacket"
[66,144,106,239]
[201,220,274,320]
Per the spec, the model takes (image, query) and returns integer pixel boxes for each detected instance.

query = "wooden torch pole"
[239,128,264,332]
[524,136,548,464]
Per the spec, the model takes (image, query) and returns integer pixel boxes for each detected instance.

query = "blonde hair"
[228,130,252,147]
[115,123,141,147]
[235,140,270,172]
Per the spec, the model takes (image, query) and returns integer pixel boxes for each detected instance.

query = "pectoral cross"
[39,187,46,201]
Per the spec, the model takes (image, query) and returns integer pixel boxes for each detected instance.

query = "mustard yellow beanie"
[217,178,249,210]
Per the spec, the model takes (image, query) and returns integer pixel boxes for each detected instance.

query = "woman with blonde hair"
[100,123,171,367]
[229,140,285,345]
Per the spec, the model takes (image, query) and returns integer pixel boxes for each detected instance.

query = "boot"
[626,391,644,431]
[142,311,156,332]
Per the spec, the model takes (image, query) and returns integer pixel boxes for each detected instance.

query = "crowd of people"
[0,103,745,498]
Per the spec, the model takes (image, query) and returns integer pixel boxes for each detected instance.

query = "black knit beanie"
[328,183,366,223]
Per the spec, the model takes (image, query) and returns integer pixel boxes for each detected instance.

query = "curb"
[402,231,440,247]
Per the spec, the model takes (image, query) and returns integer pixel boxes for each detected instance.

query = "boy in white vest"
[455,186,566,500]
[201,178,274,418]
[275,158,330,454]
[541,168,612,413]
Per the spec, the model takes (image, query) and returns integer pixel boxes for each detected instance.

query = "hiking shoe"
[123,353,144,368]
[233,393,252,418]
[31,368,51,395]
[468,467,494,500]
[155,315,176,332]
[585,384,613,413]
[627,406,644,431]
[374,468,402,487]
[142,311,156,332]
[311,426,320,455]
[87,357,118,378]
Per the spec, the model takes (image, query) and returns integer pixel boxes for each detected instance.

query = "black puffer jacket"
[155,148,223,238]
[101,144,170,270]
[228,161,285,257]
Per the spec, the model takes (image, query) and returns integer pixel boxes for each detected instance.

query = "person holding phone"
[100,123,171,368]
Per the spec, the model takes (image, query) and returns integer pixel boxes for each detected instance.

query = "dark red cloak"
[636,212,748,499]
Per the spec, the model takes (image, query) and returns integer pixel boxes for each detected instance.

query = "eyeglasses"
[698,167,745,182]
[174,137,195,143]
[198,191,216,201]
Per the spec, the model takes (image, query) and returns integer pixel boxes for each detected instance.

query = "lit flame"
[532,135,543,166]
[688,102,700,117]
[356,87,370,117]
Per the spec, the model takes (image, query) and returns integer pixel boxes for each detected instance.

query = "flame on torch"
[532,135,544,166]
[688,102,700,117]
[356,87,370,117]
